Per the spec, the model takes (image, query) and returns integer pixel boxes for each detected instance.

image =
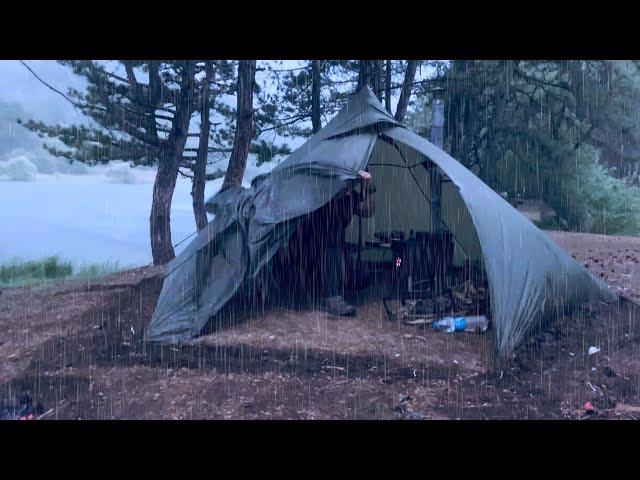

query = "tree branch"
[19,60,96,116]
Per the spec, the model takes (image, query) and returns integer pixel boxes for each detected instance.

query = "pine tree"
[19,60,292,261]
[406,60,640,232]
[18,61,198,263]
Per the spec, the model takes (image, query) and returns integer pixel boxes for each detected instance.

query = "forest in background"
[18,60,640,265]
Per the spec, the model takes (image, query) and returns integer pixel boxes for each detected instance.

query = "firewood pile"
[385,279,489,326]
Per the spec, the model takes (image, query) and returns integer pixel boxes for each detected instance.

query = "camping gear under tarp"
[145,86,615,357]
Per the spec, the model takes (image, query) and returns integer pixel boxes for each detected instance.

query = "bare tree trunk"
[385,60,392,113]
[222,60,257,191]
[150,61,195,265]
[311,60,322,133]
[394,60,419,123]
[192,61,214,231]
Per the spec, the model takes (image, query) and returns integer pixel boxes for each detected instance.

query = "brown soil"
[1,231,639,420]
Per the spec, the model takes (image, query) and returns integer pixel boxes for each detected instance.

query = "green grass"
[0,256,122,287]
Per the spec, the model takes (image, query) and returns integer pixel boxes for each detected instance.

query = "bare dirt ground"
[1,230,639,420]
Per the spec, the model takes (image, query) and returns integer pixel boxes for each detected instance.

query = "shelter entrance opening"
[343,135,490,324]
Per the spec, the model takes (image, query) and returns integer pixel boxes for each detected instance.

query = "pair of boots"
[323,295,356,317]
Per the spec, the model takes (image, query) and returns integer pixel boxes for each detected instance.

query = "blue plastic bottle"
[432,317,466,332]
[432,316,488,333]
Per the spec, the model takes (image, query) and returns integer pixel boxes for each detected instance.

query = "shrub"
[0,155,38,181]
[550,145,640,235]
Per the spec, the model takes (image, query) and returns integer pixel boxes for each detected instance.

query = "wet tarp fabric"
[145,87,615,356]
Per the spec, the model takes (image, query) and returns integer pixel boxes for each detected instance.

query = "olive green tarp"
[145,86,615,357]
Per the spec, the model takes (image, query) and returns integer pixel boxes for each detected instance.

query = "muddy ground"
[1,231,639,420]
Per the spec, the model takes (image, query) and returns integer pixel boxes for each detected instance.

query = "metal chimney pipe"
[429,86,445,235]
[430,86,445,149]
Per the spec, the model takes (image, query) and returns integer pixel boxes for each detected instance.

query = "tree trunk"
[192,61,214,231]
[394,60,419,123]
[222,60,257,191]
[370,60,383,100]
[150,61,195,265]
[385,60,392,113]
[311,60,322,133]
[358,60,372,90]
[150,153,179,265]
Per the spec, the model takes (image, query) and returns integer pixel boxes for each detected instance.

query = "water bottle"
[432,315,489,333]
[464,315,489,332]
[432,316,465,332]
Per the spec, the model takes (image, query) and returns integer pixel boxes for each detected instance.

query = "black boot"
[324,295,356,317]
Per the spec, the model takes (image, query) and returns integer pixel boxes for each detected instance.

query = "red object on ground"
[19,414,35,420]
[584,401,597,413]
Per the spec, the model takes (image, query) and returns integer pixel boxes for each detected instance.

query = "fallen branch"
[404,319,435,326]
[316,379,352,394]
[615,404,640,414]
[321,365,346,372]
[37,408,55,420]
[586,381,604,396]
[403,333,428,343]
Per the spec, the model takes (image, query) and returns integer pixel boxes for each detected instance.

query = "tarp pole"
[357,197,363,269]
[430,87,446,305]
[430,167,445,307]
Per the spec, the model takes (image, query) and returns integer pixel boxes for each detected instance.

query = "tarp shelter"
[145,86,615,357]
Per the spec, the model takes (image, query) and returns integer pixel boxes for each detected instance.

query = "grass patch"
[73,261,121,282]
[0,256,121,287]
